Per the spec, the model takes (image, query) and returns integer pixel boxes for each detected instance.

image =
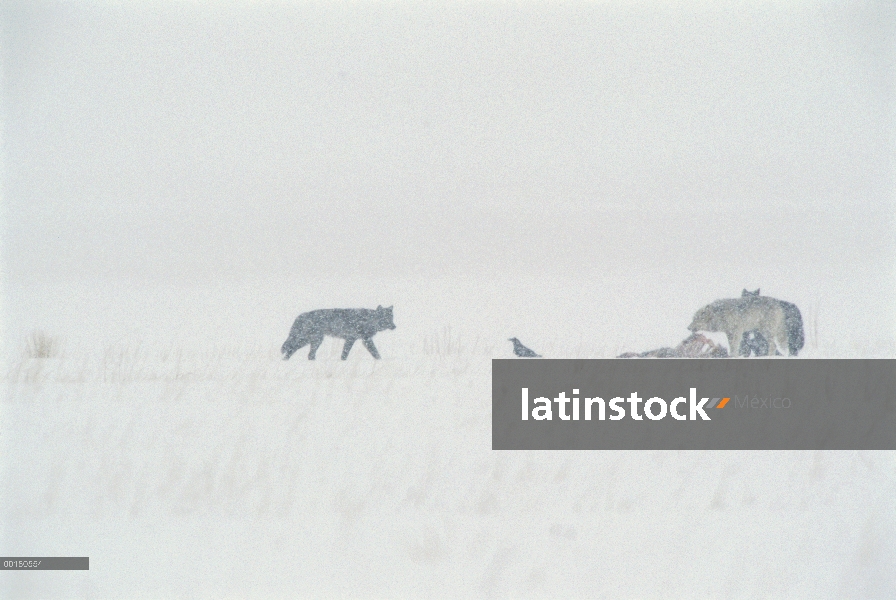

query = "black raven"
[508,338,541,358]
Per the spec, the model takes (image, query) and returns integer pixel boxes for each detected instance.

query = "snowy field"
[3,275,896,598]
[4,1,895,597]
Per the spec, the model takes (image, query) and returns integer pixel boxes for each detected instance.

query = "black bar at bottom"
[1,558,88,570]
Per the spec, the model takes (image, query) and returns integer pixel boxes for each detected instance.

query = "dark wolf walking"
[282,306,396,360]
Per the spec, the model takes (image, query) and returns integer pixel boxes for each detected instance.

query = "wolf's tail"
[779,301,804,356]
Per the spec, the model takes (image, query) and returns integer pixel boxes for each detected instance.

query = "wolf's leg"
[780,326,792,355]
[739,333,752,357]
[341,338,356,360]
[761,329,780,356]
[362,338,381,359]
[758,329,781,356]
[308,335,324,360]
[768,332,783,356]
[727,330,745,357]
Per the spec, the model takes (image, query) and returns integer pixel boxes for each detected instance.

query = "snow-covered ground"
[2,276,895,598]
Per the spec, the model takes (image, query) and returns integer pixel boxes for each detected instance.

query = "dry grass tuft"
[25,330,60,359]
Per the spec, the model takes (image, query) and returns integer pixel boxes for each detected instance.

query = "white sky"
[2,1,894,282]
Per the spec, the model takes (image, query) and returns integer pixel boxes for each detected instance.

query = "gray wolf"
[282,306,395,360]
[739,289,805,356]
[618,333,728,358]
[509,338,541,358]
[689,296,790,357]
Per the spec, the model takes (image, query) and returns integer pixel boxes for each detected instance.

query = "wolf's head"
[688,303,723,332]
[281,338,299,360]
[375,305,396,331]
[742,288,760,297]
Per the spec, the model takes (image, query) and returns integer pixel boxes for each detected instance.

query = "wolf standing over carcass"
[689,292,804,357]
[281,306,396,360]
